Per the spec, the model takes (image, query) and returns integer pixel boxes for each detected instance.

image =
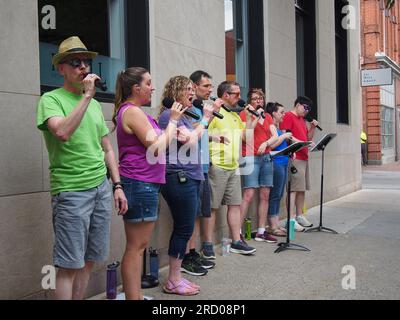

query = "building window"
[381,106,394,149]
[225,0,249,93]
[38,0,149,102]
[295,0,318,119]
[335,0,350,124]
[248,0,265,90]
[225,0,265,94]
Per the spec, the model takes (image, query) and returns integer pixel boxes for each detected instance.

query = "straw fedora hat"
[52,36,98,66]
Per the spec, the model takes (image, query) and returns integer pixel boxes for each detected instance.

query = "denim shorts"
[241,155,274,189]
[121,176,161,223]
[51,177,112,269]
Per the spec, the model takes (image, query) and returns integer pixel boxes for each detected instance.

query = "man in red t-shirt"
[280,96,319,231]
[239,89,278,243]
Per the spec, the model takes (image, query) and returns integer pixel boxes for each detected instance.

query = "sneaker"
[230,240,256,255]
[240,234,249,246]
[191,251,216,269]
[296,215,313,228]
[294,220,305,232]
[254,231,277,243]
[201,244,216,260]
[181,256,208,276]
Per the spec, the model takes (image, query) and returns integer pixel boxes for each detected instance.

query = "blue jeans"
[161,172,200,259]
[268,163,288,217]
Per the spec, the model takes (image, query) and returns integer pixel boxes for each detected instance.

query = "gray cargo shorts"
[51,178,112,269]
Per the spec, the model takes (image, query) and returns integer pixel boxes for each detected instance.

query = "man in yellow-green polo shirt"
[201,81,258,258]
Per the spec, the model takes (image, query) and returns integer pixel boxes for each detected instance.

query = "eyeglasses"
[302,104,311,111]
[251,97,264,102]
[61,58,92,68]
[227,91,241,97]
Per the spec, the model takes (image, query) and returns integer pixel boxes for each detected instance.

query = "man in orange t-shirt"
[239,89,278,243]
[280,96,319,231]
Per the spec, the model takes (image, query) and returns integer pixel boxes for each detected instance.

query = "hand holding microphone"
[237,99,260,118]
[193,99,224,119]
[83,73,107,95]
[162,98,200,120]
[305,116,322,131]
[210,96,232,113]
[169,102,188,122]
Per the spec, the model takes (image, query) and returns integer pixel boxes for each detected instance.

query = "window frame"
[295,0,318,120]
[335,0,350,124]
[38,0,150,103]
[381,105,395,149]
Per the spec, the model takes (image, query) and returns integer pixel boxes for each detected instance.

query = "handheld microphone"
[95,79,107,92]
[193,99,224,120]
[84,73,107,91]
[258,105,266,119]
[162,98,200,120]
[305,116,322,131]
[210,96,231,113]
[237,99,260,118]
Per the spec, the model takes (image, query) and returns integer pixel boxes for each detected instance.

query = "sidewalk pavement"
[92,163,400,300]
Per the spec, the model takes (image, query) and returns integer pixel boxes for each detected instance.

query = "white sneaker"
[296,215,313,228]
[281,219,305,232]
[294,220,305,232]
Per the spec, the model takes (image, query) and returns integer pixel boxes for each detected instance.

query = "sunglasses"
[302,104,312,111]
[61,58,92,68]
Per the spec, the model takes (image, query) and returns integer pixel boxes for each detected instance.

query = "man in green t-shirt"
[36,36,127,299]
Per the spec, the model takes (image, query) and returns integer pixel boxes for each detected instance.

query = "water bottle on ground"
[245,218,252,241]
[106,261,120,300]
[289,219,296,241]
[221,238,231,256]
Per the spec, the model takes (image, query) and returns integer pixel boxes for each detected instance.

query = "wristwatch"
[113,182,123,192]
[200,119,209,128]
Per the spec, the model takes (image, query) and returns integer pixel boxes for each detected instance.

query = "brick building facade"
[361,0,400,164]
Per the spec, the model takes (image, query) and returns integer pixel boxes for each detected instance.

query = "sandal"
[270,228,287,237]
[181,278,201,290]
[163,279,199,296]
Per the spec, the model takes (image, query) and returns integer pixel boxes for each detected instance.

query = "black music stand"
[271,141,312,253]
[305,133,338,234]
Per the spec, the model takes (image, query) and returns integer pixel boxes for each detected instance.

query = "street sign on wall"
[361,68,393,87]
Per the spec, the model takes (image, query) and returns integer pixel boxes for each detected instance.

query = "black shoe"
[230,240,256,255]
[191,251,216,269]
[181,255,208,276]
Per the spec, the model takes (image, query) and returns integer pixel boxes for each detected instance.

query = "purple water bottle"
[106,261,120,299]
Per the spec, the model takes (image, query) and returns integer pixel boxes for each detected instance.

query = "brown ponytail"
[112,67,149,131]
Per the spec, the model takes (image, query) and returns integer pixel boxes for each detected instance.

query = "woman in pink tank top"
[112,67,187,300]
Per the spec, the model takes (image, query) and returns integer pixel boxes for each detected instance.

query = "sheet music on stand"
[270,141,312,158]
[310,133,337,152]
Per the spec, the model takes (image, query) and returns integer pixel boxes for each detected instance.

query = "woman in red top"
[239,89,279,243]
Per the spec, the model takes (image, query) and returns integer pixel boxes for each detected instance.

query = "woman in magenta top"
[112,67,187,300]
